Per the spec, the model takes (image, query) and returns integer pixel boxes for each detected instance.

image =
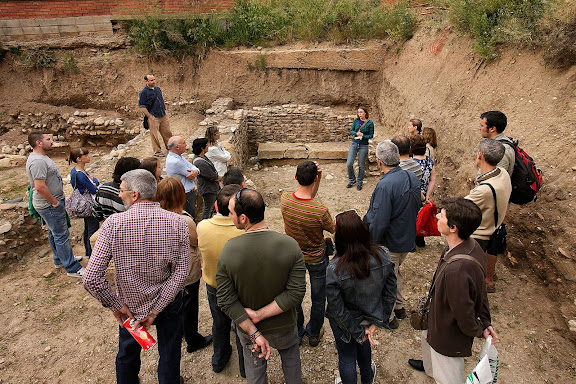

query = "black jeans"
[206,284,245,376]
[201,193,217,220]
[83,216,100,257]
[183,281,206,347]
[184,191,197,221]
[116,292,184,384]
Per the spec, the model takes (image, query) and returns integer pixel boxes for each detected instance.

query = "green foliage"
[123,0,417,56]
[436,0,546,59]
[61,54,79,73]
[21,48,56,68]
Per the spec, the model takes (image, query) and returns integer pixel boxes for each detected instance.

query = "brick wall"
[0,0,235,20]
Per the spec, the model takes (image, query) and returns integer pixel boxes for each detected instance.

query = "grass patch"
[61,54,80,73]
[21,48,57,68]
[123,0,417,56]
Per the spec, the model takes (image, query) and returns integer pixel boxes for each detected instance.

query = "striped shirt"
[93,181,125,221]
[399,158,423,181]
[280,192,335,263]
[83,201,190,320]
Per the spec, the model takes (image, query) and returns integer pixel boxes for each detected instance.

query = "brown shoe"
[486,282,496,293]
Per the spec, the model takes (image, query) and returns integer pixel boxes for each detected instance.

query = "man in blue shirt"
[139,74,173,157]
[363,140,421,328]
[166,136,199,219]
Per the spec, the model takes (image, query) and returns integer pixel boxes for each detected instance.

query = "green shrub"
[61,54,79,73]
[21,48,56,68]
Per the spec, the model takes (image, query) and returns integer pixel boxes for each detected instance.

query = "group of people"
[25,76,515,384]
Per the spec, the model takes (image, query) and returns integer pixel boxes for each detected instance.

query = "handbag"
[65,172,96,218]
[416,201,441,237]
[410,254,486,330]
[480,183,508,255]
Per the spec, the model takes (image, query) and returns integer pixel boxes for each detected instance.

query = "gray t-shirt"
[399,158,423,181]
[26,153,64,210]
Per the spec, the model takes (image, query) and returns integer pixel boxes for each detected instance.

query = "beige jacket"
[180,213,201,285]
[465,167,512,240]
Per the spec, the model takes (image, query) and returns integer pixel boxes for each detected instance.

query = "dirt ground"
[1,26,576,383]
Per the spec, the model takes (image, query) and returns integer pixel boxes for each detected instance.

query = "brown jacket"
[427,238,491,357]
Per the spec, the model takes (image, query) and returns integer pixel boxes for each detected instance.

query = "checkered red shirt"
[83,201,190,320]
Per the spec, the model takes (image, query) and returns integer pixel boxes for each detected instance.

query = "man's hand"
[483,326,499,344]
[185,169,198,180]
[244,307,261,324]
[252,334,271,360]
[112,304,133,326]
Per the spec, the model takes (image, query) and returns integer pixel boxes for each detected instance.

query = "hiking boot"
[308,327,324,347]
[394,307,408,319]
[67,266,85,278]
[389,317,399,329]
[346,181,356,188]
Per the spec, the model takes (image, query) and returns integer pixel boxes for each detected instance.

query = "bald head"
[167,136,186,155]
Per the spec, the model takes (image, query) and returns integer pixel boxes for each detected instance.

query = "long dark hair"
[334,210,382,279]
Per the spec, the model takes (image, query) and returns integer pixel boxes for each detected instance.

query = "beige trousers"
[421,330,465,384]
[389,251,408,313]
[149,115,172,154]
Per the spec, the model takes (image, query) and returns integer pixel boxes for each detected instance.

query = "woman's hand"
[356,131,364,138]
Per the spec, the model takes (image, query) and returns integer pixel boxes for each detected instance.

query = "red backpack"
[500,139,543,204]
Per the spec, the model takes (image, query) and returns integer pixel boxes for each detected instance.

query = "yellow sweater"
[197,215,244,288]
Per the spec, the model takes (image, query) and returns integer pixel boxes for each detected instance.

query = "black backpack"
[499,138,543,205]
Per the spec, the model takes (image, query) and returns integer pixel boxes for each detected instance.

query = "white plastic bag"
[465,336,499,384]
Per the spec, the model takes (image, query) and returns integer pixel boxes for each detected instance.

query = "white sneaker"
[74,255,83,261]
[334,377,342,384]
[370,360,377,384]
[67,266,85,278]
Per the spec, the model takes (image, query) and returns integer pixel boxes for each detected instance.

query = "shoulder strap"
[479,183,498,227]
[428,254,485,297]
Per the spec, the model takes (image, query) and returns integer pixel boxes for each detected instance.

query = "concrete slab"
[0,20,22,28]
[259,142,349,160]
[307,142,349,160]
[39,26,60,35]
[21,26,41,35]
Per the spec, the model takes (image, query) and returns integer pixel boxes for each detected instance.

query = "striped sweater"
[280,192,335,263]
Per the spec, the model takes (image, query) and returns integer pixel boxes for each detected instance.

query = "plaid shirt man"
[84,201,190,319]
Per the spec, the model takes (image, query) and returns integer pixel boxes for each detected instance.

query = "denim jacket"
[325,246,397,344]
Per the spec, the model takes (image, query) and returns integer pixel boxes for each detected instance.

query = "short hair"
[205,126,219,145]
[410,118,422,133]
[234,188,265,224]
[140,157,159,178]
[295,161,317,186]
[154,177,186,213]
[223,167,244,186]
[121,169,157,200]
[391,135,411,156]
[167,136,180,150]
[68,147,88,164]
[375,140,400,167]
[409,134,427,156]
[357,106,369,119]
[28,132,46,148]
[442,198,482,240]
[144,74,151,80]
[217,184,241,216]
[422,127,437,148]
[479,139,505,166]
[480,111,507,133]
[192,138,209,155]
[112,157,141,184]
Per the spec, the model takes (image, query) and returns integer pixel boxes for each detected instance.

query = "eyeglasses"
[119,188,133,194]
[335,209,359,218]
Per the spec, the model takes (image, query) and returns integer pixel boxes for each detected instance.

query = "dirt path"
[1,110,575,383]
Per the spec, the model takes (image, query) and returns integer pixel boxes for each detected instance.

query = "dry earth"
[0,26,576,383]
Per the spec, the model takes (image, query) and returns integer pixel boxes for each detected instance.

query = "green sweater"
[216,230,306,335]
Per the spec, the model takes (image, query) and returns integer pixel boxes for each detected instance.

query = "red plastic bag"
[416,201,441,237]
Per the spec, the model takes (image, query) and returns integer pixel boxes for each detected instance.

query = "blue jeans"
[36,200,81,273]
[116,292,184,384]
[83,216,100,257]
[206,284,245,376]
[297,252,328,338]
[346,142,369,185]
[329,319,373,384]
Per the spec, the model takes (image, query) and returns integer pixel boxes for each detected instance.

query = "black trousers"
[182,281,205,347]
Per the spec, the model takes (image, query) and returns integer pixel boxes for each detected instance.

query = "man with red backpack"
[478,111,515,176]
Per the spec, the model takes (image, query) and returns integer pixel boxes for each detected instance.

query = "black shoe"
[346,181,356,188]
[394,307,408,319]
[212,346,232,373]
[388,317,399,329]
[415,236,426,247]
[308,327,325,347]
[408,359,425,372]
[357,183,363,191]
[187,335,213,353]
